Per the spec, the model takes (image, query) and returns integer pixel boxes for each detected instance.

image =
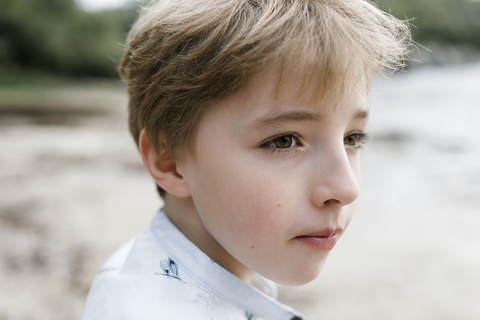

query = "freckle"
[251,246,254,249]
[278,203,281,207]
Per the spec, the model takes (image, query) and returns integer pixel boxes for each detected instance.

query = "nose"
[310,147,360,208]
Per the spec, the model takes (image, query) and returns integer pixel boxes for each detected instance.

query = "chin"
[268,258,328,287]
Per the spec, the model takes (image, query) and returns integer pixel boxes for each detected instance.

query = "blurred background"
[0,0,479,319]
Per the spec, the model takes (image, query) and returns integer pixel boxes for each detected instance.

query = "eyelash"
[259,132,369,154]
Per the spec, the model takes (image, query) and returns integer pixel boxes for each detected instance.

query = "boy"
[82,0,410,319]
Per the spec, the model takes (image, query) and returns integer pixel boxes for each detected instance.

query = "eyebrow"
[251,111,321,129]
[249,108,369,131]
[353,109,369,120]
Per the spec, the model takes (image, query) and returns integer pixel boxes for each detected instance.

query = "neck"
[163,193,255,284]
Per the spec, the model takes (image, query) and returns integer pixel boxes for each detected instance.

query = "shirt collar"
[150,209,304,320]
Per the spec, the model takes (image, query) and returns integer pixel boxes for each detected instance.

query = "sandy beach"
[1,62,479,319]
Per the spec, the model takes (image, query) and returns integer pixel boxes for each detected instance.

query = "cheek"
[191,151,297,247]
[350,151,362,180]
[344,153,360,226]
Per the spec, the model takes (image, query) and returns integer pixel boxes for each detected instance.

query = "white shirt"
[81,209,304,320]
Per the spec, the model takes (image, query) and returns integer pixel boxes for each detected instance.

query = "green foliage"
[1,0,479,78]
[0,0,139,77]
[376,0,480,47]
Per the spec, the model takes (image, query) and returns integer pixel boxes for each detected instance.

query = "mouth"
[294,228,343,250]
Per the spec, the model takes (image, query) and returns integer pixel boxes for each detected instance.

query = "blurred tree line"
[0,0,139,78]
[0,0,479,79]
[376,0,480,47]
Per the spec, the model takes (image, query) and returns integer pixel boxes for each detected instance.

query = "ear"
[138,129,191,198]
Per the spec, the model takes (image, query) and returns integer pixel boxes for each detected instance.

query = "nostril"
[323,199,340,205]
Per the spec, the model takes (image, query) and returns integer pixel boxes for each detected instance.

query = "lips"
[295,228,343,250]
[299,227,342,238]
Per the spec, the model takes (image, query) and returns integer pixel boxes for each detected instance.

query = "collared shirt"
[81,209,304,320]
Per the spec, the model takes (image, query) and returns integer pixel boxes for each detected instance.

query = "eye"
[274,135,295,148]
[260,133,302,152]
[344,132,368,148]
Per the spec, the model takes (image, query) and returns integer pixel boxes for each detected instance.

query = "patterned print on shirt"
[155,258,185,283]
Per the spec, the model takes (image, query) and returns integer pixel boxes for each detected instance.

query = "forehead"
[224,64,368,121]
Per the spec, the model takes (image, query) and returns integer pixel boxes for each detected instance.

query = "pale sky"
[76,0,139,11]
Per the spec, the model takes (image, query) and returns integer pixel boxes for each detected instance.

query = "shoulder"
[81,268,211,320]
[81,231,211,320]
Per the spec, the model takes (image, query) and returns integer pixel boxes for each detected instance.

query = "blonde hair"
[119,0,411,195]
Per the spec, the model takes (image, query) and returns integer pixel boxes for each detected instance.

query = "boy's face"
[178,69,368,286]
